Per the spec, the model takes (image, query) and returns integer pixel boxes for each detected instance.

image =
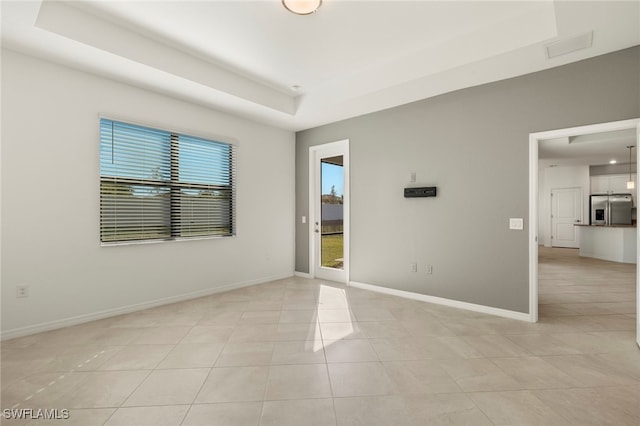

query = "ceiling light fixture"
[282,0,322,15]
[627,145,635,190]
[609,160,617,164]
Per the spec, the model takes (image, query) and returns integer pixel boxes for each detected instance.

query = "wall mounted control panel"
[404,187,437,198]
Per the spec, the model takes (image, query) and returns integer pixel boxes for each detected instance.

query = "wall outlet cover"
[509,218,524,230]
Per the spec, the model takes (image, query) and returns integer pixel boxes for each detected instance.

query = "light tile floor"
[1,247,638,425]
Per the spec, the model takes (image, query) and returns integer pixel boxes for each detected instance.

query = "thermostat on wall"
[404,187,437,198]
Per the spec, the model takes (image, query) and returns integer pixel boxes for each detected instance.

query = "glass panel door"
[310,140,349,283]
[320,156,344,270]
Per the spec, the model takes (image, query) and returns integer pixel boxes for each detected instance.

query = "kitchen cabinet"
[609,175,633,193]
[590,174,636,194]
[590,176,609,193]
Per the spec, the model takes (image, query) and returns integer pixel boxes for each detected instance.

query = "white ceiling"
[2,1,639,131]
[539,128,638,167]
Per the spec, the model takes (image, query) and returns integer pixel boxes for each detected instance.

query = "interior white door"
[309,140,349,283]
[551,187,582,248]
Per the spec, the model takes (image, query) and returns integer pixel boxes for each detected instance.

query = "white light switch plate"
[509,218,524,230]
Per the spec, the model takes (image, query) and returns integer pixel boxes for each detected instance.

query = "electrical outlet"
[410,263,417,273]
[16,285,29,298]
[426,265,433,274]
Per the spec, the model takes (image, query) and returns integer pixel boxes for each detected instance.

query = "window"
[99,118,235,243]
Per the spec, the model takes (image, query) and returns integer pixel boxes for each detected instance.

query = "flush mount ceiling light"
[627,145,635,190]
[610,160,617,164]
[282,0,322,15]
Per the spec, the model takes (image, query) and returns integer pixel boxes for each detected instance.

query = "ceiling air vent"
[545,31,593,59]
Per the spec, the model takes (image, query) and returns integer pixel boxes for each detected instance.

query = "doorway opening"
[529,118,640,346]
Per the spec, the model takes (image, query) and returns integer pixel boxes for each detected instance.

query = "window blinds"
[99,119,235,243]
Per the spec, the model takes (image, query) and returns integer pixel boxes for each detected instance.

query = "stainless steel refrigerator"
[590,194,633,225]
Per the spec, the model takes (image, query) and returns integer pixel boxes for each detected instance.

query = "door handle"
[575,220,581,223]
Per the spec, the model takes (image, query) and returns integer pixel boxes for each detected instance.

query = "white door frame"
[529,119,640,346]
[637,120,640,347]
[308,139,350,283]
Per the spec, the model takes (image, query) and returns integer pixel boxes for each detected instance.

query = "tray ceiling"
[2,1,639,131]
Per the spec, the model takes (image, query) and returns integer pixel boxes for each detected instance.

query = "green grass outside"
[321,233,344,269]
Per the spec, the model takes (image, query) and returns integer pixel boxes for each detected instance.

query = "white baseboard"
[294,271,313,279]
[1,273,293,341]
[349,281,533,322]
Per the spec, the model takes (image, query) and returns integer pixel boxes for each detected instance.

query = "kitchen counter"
[575,224,636,228]
[575,225,636,264]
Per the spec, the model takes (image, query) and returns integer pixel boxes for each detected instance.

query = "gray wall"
[590,163,637,176]
[295,46,640,314]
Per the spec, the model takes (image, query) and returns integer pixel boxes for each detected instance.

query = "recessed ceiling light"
[610,160,617,164]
